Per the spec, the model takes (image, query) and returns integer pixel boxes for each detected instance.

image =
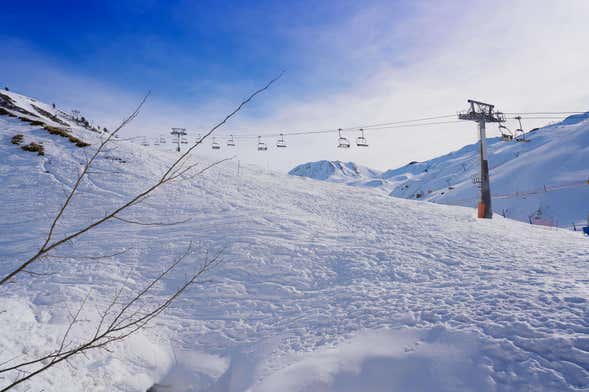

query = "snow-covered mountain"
[0,88,104,132]
[1,90,588,391]
[289,160,385,187]
[290,115,589,228]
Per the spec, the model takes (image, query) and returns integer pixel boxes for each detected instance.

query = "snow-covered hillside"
[290,116,589,227]
[1,93,589,391]
[0,88,103,132]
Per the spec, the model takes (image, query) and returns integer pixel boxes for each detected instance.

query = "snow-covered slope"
[1,94,589,391]
[0,88,102,132]
[291,115,589,227]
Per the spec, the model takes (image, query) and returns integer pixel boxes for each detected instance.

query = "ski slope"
[290,116,589,227]
[1,95,589,391]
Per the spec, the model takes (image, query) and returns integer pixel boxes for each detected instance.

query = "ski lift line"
[202,113,459,138]
[214,120,466,140]
[446,179,588,204]
[505,115,578,118]
[138,110,585,145]
[190,113,459,140]
[187,111,583,139]
[142,110,585,144]
[212,111,586,139]
[503,111,587,115]
[506,117,578,121]
[346,114,458,130]
[135,119,465,144]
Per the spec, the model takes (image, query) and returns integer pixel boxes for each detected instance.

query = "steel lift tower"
[458,100,505,219]
[170,127,187,152]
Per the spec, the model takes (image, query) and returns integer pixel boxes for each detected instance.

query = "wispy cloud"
[2,1,588,171]
[228,0,589,170]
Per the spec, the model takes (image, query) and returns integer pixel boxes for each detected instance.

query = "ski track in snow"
[1,112,588,391]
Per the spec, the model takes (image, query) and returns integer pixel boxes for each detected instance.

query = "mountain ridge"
[289,114,589,227]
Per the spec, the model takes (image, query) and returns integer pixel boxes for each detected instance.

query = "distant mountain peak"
[288,160,381,182]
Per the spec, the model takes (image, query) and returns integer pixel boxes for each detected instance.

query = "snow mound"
[253,327,495,392]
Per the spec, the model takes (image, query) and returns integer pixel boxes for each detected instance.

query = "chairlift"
[195,133,202,144]
[212,137,221,150]
[257,136,268,151]
[276,133,287,148]
[471,174,482,188]
[227,135,236,147]
[513,116,529,142]
[356,128,368,147]
[499,125,513,141]
[181,137,188,144]
[159,136,166,144]
[337,128,350,148]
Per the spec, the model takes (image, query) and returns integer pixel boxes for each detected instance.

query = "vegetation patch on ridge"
[44,125,90,147]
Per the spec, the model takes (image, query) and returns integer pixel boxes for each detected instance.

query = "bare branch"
[20,270,58,277]
[112,215,192,227]
[44,249,130,261]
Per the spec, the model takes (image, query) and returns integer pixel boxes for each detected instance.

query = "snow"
[289,160,381,182]
[253,328,496,392]
[1,93,589,391]
[0,88,101,131]
[290,117,589,227]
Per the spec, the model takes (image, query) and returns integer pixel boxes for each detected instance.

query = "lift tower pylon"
[458,100,505,219]
[170,127,187,152]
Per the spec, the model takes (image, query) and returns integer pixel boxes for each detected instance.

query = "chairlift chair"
[195,134,202,144]
[227,135,236,147]
[499,125,513,141]
[257,136,268,151]
[514,128,530,142]
[356,128,368,147]
[212,137,221,150]
[159,136,166,144]
[337,128,350,148]
[513,116,529,142]
[276,133,287,148]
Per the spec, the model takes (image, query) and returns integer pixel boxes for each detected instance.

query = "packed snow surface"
[1,95,589,391]
[290,116,589,227]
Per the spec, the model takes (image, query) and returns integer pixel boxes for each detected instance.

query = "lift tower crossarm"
[458,100,505,219]
[170,127,187,152]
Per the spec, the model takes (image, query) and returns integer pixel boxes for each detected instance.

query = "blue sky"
[2,0,412,106]
[2,1,589,170]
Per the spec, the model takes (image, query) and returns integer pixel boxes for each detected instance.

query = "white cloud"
[227,0,589,170]
[2,1,589,171]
